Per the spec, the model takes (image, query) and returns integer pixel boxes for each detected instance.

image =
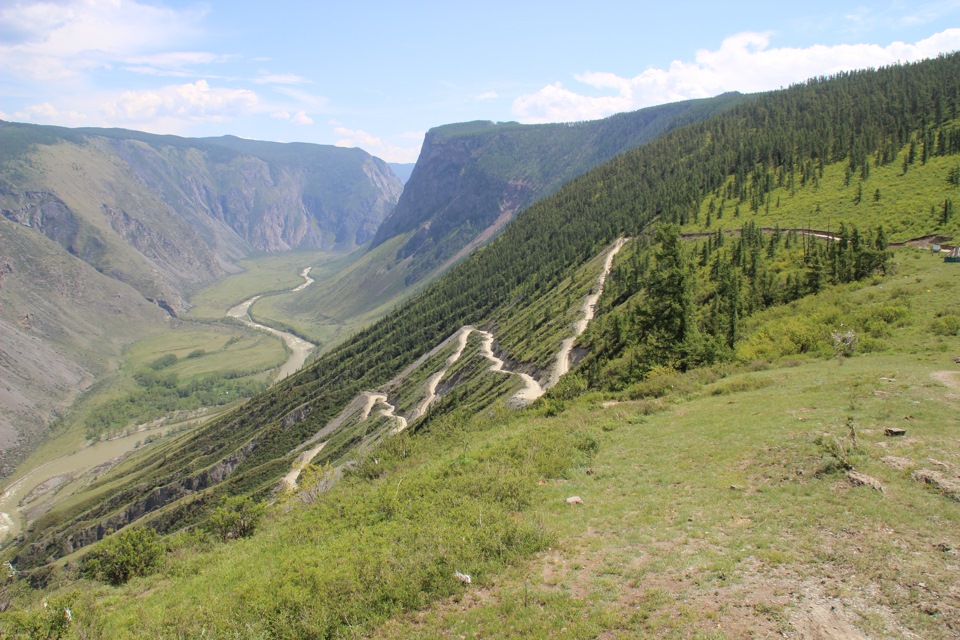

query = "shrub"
[206,496,265,541]
[0,591,78,639]
[930,314,960,336]
[186,349,206,359]
[148,353,178,370]
[81,527,164,586]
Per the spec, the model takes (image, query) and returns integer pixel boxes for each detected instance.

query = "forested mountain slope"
[7,53,960,578]
[267,95,743,344]
[373,94,743,281]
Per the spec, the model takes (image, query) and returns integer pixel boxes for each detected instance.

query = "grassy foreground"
[3,248,957,638]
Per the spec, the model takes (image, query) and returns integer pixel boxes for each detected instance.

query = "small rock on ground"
[846,471,885,493]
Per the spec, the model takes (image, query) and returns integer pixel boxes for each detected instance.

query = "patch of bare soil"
[790,603,869,639]
[912,469,960,501]
[931,371,960,400]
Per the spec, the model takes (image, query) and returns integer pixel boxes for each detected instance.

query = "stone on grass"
[846,471,885,493]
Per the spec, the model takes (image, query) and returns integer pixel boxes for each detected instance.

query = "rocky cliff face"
[372,95,743,286]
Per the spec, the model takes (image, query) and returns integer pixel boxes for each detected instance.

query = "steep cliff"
[371,94,743,285]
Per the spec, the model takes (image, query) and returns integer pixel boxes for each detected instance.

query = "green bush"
[206,496,265,541]
[148,353,178,370]
[81,527,164,586]
[186,349,206,359]
[930,314,960,336]
[0,591,78,639]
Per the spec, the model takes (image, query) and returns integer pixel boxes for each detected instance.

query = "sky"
[1,1,960,163]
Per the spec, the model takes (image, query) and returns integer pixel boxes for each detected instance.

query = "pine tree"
[639,224,703,370]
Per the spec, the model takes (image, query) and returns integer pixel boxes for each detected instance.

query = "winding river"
[226,267,317,382]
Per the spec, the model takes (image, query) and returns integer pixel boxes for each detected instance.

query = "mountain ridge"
[371,94,745,285]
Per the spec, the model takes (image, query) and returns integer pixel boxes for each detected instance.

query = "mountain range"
[0,125,402,471]
[0,93,742,472]
[1,53,959,638]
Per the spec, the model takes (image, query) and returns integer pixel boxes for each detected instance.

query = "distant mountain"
[388,162,416,184]
[0,123,402,470]
[278,95,745,337]
[0,123,402,309]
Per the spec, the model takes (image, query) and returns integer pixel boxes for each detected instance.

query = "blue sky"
[2,1,959,162]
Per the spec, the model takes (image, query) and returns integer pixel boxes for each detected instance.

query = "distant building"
[946,247,960,263]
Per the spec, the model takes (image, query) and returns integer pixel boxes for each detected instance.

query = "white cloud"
[103,80,258,123]
[1,101,88,125]
[0,0,209,81]
[0,0,240,99]
[290,111,313,125]
[272,110,314,125]
[475,90,499,101]
[334,126,422,163]
[512,28,960,123]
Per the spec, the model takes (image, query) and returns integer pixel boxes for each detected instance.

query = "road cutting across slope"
[283,239,627,489]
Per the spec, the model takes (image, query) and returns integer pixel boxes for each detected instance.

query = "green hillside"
[2,54,960,637]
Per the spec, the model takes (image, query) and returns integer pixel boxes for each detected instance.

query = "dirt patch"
[790,603,869,639]
[846,471,885,493]
[881,456,913,472]
[931,371,960,400]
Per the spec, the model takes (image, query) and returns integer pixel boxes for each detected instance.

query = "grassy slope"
[682,140,960,242]
[372,249,960,639]
[14,249,956,639]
